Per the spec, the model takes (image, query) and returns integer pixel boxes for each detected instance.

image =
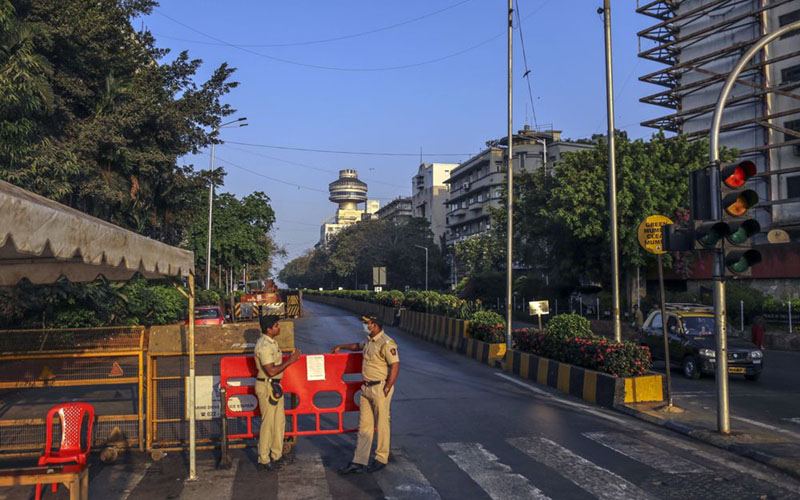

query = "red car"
[187,306,225,326]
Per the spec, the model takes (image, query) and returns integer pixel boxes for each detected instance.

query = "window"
[650,313,662,330]
[461,201,467,209]
[780,10,800,39]
[477,194,483,202]
[788,175,800,198]
[494,189,502,199]
[784,119,800,155]
[781,64,800,87]
[469,197,474,205]
[667,316,679,334]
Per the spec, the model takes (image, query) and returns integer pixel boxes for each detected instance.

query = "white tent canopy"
[0,180,194,286]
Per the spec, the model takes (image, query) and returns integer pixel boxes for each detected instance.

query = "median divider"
[305,294,663,409]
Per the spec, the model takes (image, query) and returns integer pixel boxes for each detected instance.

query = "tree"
[0,0,239,245]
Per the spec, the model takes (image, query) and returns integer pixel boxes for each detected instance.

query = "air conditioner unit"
[463,182,471,191]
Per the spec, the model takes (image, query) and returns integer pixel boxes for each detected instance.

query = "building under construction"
[637,0,800,232]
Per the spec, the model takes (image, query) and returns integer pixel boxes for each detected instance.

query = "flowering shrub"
[469,310,506,343]
[513,328,652,377]
[375,290,404,307]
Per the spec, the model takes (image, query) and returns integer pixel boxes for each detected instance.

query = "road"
[650,348,800,438]
[3,300,800,499]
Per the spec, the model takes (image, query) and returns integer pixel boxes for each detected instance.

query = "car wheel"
[745,372,761,381]
[682,356,701,380]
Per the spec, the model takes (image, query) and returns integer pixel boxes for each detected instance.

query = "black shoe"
[366,461,386,473]
[273,457,287,469]
[338,462,365,475]
[258,462,274,471]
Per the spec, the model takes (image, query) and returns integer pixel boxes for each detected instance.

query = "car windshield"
[681,317,714,336]
[195,308,220,320]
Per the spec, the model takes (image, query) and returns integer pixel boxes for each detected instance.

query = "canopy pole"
[188,270,197,480]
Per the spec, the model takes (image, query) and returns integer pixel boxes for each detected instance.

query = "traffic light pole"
[505,0,514,353]
[708,19,800,434]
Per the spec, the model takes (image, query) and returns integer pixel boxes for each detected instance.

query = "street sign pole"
[505,0,514,353]
[657,254,673,408]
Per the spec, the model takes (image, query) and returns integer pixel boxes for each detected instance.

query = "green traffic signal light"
[695,221,730,249]
[727,219,760,245]
[725,249,762,274]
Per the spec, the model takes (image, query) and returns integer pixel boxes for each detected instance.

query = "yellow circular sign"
[637,215,674,255]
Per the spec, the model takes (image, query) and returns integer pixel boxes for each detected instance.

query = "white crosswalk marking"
[278,452,332,500]
[508,437,656,500]
[583,431,707,474]
[439,442,551,500]
[373,451,441,500]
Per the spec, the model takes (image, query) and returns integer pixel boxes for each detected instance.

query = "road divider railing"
[0,326,146,456]
[305,294,398,327]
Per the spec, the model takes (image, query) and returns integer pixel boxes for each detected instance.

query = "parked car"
[639,303,763,381]
[187,305,225,326]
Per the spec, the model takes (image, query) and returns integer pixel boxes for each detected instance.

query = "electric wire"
[225,140,470,157]
[153,2,553,73]
[514,0,538,129]
[154,0,473,48]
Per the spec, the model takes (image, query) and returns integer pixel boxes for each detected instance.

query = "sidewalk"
[620,400,800,480]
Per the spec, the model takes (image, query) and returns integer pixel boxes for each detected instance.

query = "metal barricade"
[0,326,145,455]
[147,321,294,451]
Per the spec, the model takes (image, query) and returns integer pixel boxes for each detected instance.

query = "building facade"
[319,169,379,245]
[444,127,593,246]
[375,196,413,223]
[637,0,800,230]
[412,163,456,245]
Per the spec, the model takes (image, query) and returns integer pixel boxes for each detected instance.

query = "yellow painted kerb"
[537,358,549,384]
[582,371,597,403]
[557,363,571,393]
[624,374,664,403]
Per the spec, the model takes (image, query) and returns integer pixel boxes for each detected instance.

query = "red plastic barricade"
[220,353,363,440]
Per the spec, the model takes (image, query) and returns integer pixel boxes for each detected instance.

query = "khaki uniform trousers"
[353,382,394,465]
[255,380,285,464]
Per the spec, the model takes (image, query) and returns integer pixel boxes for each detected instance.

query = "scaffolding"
[637,0,800,225]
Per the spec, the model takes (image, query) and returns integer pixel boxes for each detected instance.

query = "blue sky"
[141,1,664,270]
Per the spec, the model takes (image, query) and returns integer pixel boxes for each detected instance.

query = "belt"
[256,377,266,381]
[363,380,383,387]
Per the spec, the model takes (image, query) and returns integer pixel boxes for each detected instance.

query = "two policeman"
[333,315,400,474]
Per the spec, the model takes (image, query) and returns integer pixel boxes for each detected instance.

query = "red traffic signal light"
[721,160,756,189]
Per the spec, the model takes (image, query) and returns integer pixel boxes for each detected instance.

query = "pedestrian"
[751,315,766,350]
[633,304,644,330]
[254,314,301,471]
[333,315,400,474]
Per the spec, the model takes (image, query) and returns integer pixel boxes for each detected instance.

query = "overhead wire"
[154,0,474,48]
[224,140,470,157]
[514,0,539,129]
[153,2,554,73]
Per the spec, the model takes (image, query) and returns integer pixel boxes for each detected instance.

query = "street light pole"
[415,245,429,291]
[601,1,622,342]
[505,0,514,352]
[205,117,248,289]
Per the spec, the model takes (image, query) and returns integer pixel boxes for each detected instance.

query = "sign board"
[529,300,550,316]
[637,215,674,255]
[185,375,258,420]
[306,355,326,381]
[374,286,383,292]
[372,266,387,286]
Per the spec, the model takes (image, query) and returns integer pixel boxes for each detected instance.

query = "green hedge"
[306,289,479,320]
[512,327,652,377]
[468,310,506,343]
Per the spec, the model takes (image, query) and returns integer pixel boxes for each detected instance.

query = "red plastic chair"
[36,402,94,500]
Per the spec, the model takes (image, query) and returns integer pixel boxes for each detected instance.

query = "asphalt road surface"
[650,348,800,438]
[3,300,800,499]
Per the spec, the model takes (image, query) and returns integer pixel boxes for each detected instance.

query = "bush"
[375,290,404,307]
[725,282,765,325]
[546,313,593,339]
[196,289,221,307]
[469,310,506,343]
[513,328,652,377]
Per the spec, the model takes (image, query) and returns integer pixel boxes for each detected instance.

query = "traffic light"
[720,160,761,276]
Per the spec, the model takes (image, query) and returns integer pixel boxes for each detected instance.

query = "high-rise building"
[412,163,456,246]
[319,169,379,245]
[637,0,800,229]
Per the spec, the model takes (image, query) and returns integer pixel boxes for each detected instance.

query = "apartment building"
[412,163,456,246]
[375,197,413,223]
[444,127,593,246]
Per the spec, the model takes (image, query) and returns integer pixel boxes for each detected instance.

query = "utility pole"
[205,117,248,289]
[601,1,622,342]
[415,245,429,291]
[505,0,514,352]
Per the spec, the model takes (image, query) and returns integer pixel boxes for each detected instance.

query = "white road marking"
[783,417,800,426]
[372,451,441,500]
[643,431,800,494]
[278,452,332,500]
[439,442,550,500]
[583,431,707,473]
[494,373,627,425]
[730,415,800,440]
[179,458,239,500]
[88,462,150,500]
[508,437,656,500]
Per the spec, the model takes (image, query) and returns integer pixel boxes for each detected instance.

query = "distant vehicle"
[188,305,225,326]
[640,303,763,381]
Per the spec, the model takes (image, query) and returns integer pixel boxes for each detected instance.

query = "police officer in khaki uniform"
[254,315,301,470]
[333,315,400,474]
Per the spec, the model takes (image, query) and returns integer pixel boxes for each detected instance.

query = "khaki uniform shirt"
[361,331,399,381]
[254,334,283,380]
